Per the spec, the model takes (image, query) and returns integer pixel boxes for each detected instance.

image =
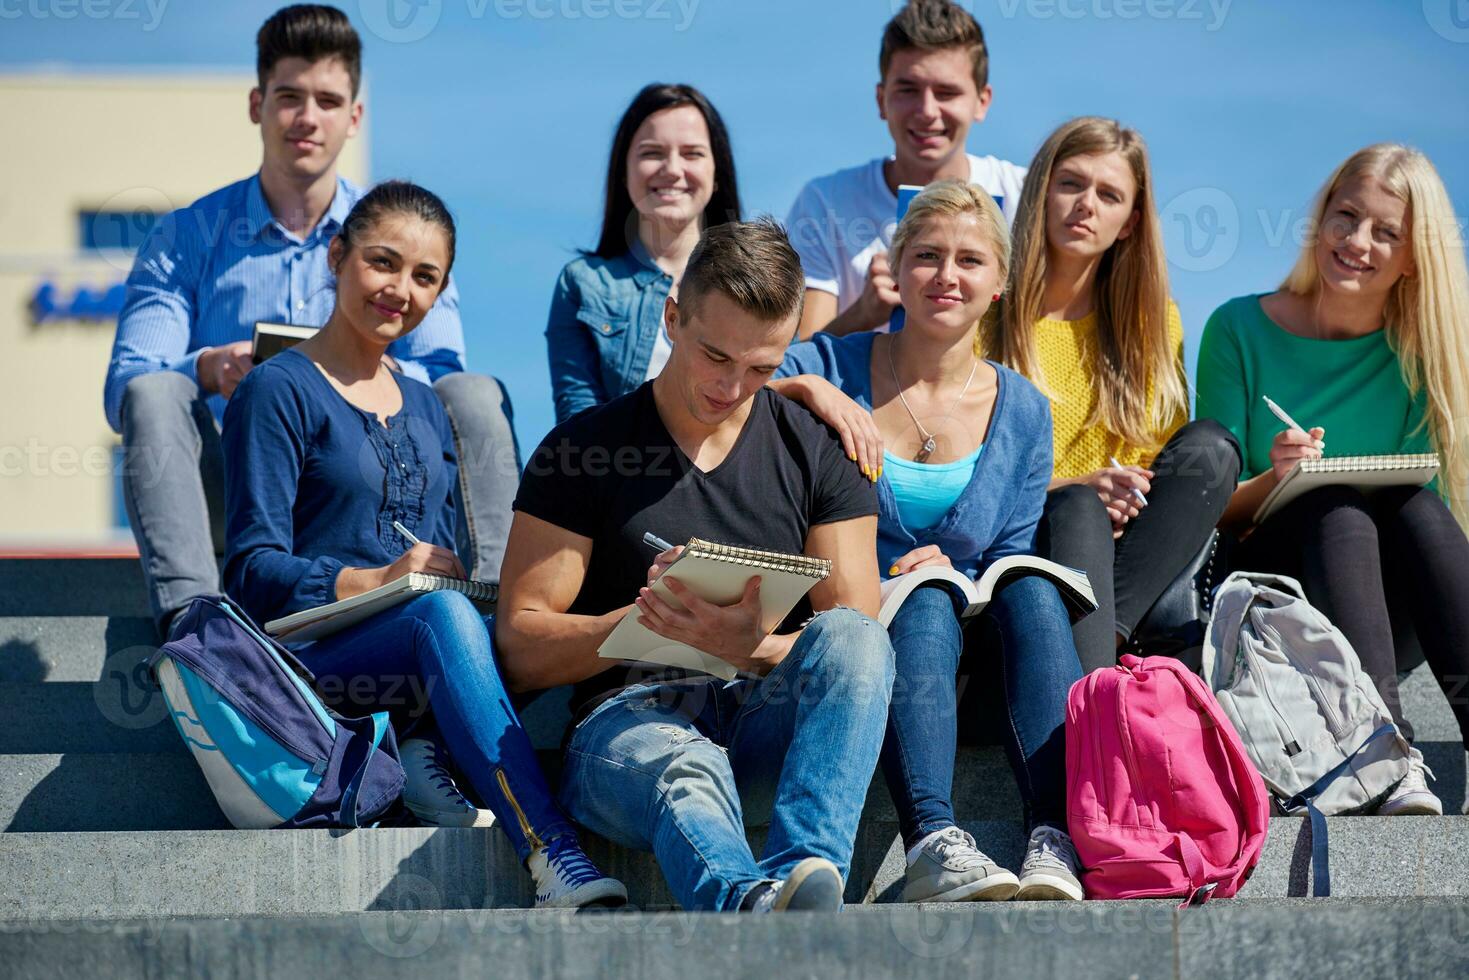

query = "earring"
[992,293,1002,302]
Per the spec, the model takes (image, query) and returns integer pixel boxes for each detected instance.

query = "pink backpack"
[1065,654,1269,902]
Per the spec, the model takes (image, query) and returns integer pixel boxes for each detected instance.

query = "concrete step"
[0,745,1029,832]
[2,754,228,832]
[0,616,157,682]
[0,560,148,618]
[5,899,1469,980]
[4,816,1467,920]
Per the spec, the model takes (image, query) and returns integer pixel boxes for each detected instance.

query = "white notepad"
[264,573,497,642]
[597,538,831,681]
[1254,454,1440,524]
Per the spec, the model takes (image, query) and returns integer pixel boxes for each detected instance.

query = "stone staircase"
[4,557,1469,978]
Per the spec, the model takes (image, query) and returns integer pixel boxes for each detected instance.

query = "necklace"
[886,334,979,463]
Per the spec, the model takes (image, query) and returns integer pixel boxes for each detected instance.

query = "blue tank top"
[882,444,985,532]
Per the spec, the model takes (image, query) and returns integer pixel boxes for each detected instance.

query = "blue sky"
[4,0,1468,451]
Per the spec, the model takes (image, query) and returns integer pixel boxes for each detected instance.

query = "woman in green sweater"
[1197,143,1469,816]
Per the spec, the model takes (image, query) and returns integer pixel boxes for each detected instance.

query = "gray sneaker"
[900,827,1019,903]
[1016,825,1084,901]
[748,857,845,912]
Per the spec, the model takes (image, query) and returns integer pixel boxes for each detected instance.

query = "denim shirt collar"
[627,237,669,288]
[245,173,353,246]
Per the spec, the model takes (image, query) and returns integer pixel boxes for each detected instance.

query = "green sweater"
[1196,293,1430,480]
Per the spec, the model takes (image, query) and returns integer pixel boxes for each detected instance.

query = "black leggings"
[1236,484,1469,750]
[1037,419,1242,673]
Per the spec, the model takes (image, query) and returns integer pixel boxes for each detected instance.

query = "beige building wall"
[0,72,369,545]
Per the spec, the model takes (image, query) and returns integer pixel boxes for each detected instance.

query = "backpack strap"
[336,710,393,828]
[1279,723,1396,897]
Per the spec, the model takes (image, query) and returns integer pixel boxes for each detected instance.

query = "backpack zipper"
[1242,640,1306,759]
[1259,619,1345,735]
[496,768,544,851]
[1115,676,1145,816]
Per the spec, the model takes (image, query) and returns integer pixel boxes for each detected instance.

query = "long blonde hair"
[985,116,1186,453]
[1282,143,1469,527]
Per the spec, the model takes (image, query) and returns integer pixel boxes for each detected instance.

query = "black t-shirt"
[513,382,877,717]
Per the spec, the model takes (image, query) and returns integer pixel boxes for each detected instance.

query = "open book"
[1254,453,1440,524]
[878,556,1096,628]
[252,321,317,364]
[597,538,831,682]
[264,573,497,643]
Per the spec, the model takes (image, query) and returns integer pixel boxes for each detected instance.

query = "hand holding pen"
[643,531,684,588]
[383,520,465,580]
[1263,395,1326,484]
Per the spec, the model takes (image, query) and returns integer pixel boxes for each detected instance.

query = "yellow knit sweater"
[1034,302,1187,480]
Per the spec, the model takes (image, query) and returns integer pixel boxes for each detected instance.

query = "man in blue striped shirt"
[105,5,519,635]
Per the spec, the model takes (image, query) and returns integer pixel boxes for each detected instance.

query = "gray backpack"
[1201,571,1412,894]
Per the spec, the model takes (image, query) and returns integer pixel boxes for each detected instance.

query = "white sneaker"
[400,738,497,828]
[1378,748,1443,816]
[528,835,628,909]
[1015,825,1084,901]
[900,827,1019,903]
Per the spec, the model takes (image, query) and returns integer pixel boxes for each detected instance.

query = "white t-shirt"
[644,322,674,381]
[785,153,1028,316]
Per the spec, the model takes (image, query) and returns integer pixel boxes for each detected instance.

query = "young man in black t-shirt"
[496,219,895,912]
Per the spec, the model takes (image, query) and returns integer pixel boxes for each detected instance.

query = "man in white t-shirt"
[786,0,1027,338]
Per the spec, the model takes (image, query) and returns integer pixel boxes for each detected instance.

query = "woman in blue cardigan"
[773,181,1085,903]
[222,181,624,909]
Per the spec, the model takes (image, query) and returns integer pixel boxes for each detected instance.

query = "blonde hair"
[985,116,1186,454]
[1282,143,1469,527]
[889,179,1011,327]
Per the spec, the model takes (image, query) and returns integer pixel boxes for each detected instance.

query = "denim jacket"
[777,332,1055,581]
[546,241,673,424]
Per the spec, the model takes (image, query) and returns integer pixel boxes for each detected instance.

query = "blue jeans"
[558,608,895,911]
[880,577,1082,845]
[294,591,573,862]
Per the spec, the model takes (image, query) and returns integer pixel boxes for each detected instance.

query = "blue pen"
[643,532,675,553]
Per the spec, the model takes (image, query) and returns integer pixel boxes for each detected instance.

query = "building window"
[79,210,159,252]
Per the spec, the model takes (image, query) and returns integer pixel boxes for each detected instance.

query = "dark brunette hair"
[880,0,989,91]
[335,180,457,282]
[257,4,363,97]
[679,217,804,326]
[592,83,741,259]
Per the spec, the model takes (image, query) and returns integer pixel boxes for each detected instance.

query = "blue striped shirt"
[103,173,465,433]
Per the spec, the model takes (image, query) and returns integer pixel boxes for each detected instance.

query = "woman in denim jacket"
[546,83,741,423]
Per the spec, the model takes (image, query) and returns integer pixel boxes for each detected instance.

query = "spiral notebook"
[1254,453,1440,523]
[264,573,498,642]
[597,537,832,681]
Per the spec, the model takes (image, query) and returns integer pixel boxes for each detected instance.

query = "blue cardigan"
[221,348,459,625]
[777,332,1054,581]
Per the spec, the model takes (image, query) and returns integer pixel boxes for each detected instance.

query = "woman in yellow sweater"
[985,117,1241,672]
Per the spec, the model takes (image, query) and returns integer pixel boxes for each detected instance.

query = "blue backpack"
[151,595,404,829]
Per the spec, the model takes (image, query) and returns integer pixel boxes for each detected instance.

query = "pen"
[392,520,421,548]
[1262,395,1307,434]
[642,532,675,553]
[1109,456,1148,507]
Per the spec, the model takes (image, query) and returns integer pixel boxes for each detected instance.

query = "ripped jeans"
[558,608,895,911]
